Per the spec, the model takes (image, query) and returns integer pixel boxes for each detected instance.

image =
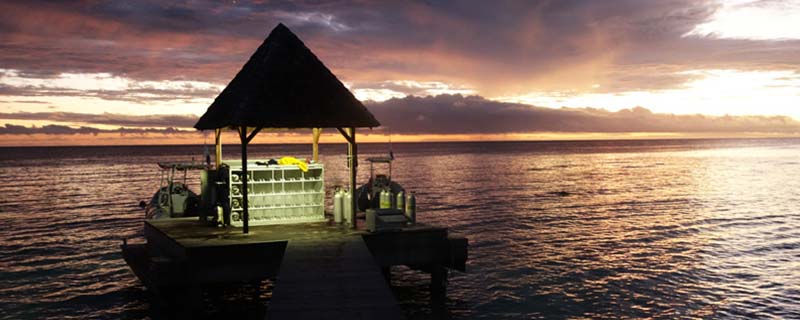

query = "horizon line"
[1,135,799,148]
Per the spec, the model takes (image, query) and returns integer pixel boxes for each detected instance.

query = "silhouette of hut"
[195,23,379,233]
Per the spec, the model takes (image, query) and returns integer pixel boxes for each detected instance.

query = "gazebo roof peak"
[194,23,380,130]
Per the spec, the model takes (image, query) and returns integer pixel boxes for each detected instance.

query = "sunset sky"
[1,0,800,146]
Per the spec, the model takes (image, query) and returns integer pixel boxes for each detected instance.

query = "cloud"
[1,0,797,94]
[273,10,352,32]
[0,124,101,135]
[10,100,49,104]
[0,123,188,135]
[349,80,476,102]
[2,94,799,137]
[0,111,198,128]
[0,1,257,83]
[0,69,222,104]
[0,0,799,125]
[366,94,800,134]
[684,0,800,40]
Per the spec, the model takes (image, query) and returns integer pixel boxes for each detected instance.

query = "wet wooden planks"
[267,236,404,320]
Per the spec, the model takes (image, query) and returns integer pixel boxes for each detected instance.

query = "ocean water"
[1,139,799,319]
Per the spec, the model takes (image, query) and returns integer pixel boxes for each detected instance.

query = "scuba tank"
[333,187,344,223]
[396,191,405,213]
[379,189,392,209]
[343,188,353,225]
[405,191,416,224]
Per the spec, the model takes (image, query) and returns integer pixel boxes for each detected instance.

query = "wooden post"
[214,128,222,169]
[338,127,358,229]
[168,166,175,217]
[349,127,357,229]
[239,126,249,234]
[381,266,391,283]
[430,264,448,300]
[312,128,321,163]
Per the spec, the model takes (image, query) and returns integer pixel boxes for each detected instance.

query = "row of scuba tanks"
[333,188,416,225]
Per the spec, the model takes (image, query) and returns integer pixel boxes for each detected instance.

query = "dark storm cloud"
[0,123,187,135]
[366,95,800,134]
[0,112,197,128]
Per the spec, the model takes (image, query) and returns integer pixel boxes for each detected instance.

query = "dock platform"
[122,218,467,319]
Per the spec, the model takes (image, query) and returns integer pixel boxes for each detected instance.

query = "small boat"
[357,154,405,211]
[141,162,209,219]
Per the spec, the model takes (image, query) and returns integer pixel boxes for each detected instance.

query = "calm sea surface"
[1,139,799,319]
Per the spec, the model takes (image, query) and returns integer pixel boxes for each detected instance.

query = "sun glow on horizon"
[496,69,800,120]
[0,130,798,147]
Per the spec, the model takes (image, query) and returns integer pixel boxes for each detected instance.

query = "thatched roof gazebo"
[195,23,379,233]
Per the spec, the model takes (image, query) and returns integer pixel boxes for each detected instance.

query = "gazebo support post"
[239,126,250,234]
[347,128,358,229]
[214,128,222,169]
[338,127,358,229]
[312,128,322,163]
[237,126,262,234]
[350,128,357,229]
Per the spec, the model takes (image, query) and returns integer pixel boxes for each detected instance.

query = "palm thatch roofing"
[194,23,380,130]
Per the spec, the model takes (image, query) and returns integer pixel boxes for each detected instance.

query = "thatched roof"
[194,23,380,130]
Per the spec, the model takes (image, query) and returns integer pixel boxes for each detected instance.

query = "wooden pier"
[122,218,467,319]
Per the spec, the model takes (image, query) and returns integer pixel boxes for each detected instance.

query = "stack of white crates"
[225,160,325,226]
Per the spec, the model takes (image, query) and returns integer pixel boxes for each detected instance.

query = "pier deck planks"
[266,236,403,320]
[144,218,405,319]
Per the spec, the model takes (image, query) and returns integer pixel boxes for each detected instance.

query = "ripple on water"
[2,141,800,319]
